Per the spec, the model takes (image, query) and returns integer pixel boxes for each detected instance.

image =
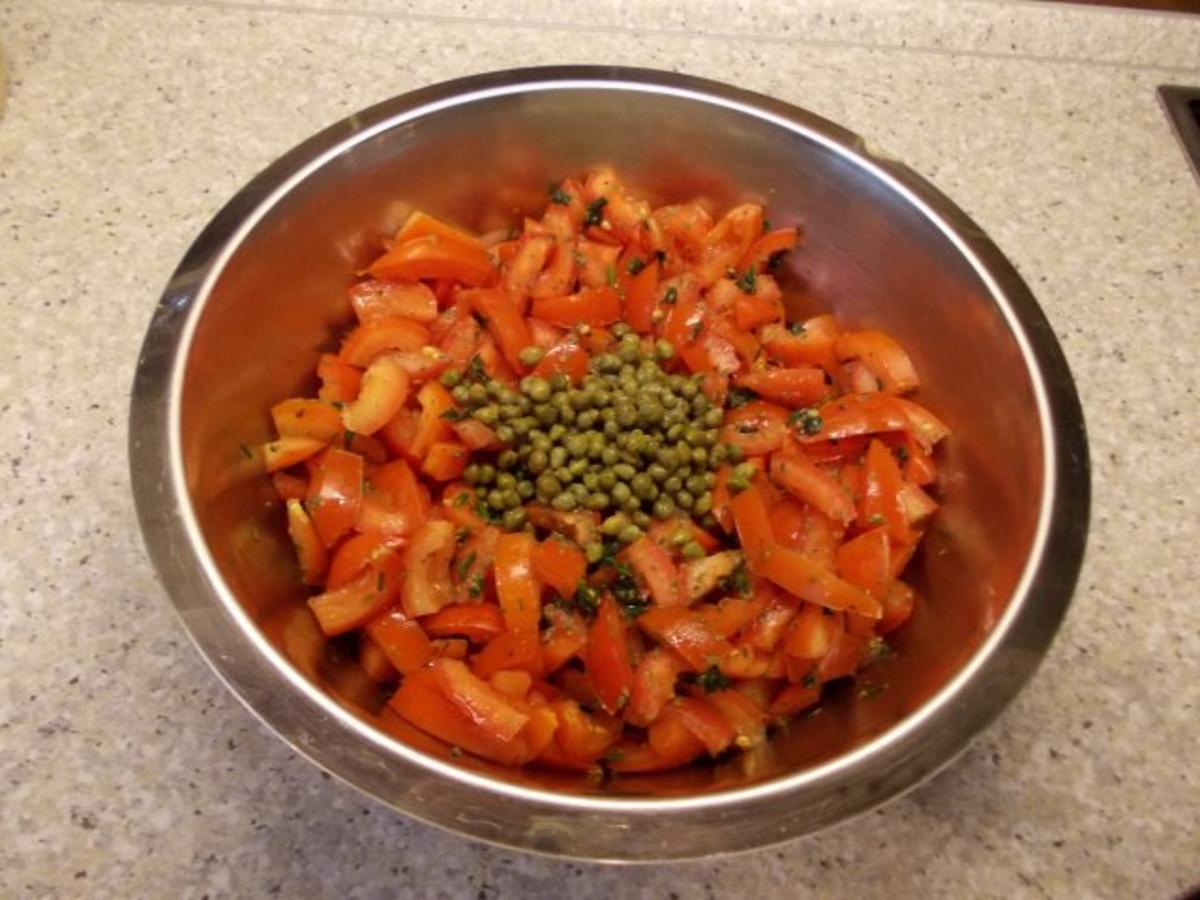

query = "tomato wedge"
[368,234,498,286]
[586,595,634,715]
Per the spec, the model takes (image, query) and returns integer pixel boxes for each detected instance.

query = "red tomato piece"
[366,607,433,675]
[734,367,827,408]
[835,329,921,394]
[308,553,402,636]
[530,285,622,327]
[368,234,498,287]
[768,451,856,527]
[494,532,542,633]
[532,536,587,599]
[306,448,364,547]
[586,596,635,715]
[626,536,684,606]
[720,401,790,456]
[349,280,439,324]
[400,519,457,617]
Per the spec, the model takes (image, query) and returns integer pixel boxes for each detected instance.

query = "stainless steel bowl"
[129,66,1089,860]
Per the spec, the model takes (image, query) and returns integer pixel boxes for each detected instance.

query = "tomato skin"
[531,285,622,327]
[637,606,732,671]
[531,335,589,383]
[465,288,533,372]
[835,329,920,394]
[285,499,328,585]
[626,536,684,606]
[327,531,405,590]
[769,451,856,527]
[317,353,362,405]
[306,449,364,547]
[734,368,826,407]
[421,440,470,481]
[860,438,914,544]
[586,596,635,715]
[366,607,433,675]
[400,520,457,617]
[308,553,402,636]
[271,398,343,442]
[532,536,587,599]
[368,234,498,287]
[835,526,892,600]
[737,226,799,273]
[720,401,790,456]
[494,533,542,633]
[421,603,506,644]
[623,257,660,332]
[349,280,439,324]
[626,648,683,727]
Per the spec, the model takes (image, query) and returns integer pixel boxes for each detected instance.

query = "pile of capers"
[444,325,745,545]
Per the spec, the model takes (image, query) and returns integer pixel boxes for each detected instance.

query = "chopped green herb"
[453,491,472,508]
[468,574,485,598]
[719,561,751,597]
[573,580,601,614]
[802,669,818,688]
[895,445,910,463]
[376,572,386,592]
[663,287,678,305]
[456,550,478,581]
[727,386,759,408]
[762,219,771,233]
[858,683,886,700]
[627,257,646,276]
[735,265,757,295]
[466,355,488,383]
[788,407,823,436]
[449,746,463,758]
[866,514,886,527]
[584,196,608,226]
[605,264,617,288]
[767,250,788,270]
[455,526,471,543]
[342,430,356,448]
[654,250,667,264]
[867,636,893,661]
[735,422,759,435]
[440,407,468,421]
[549,184,571,205]
[605,748,626,763]
[787,320,806,335]
[238,443,253,460]
[697,665,730,693]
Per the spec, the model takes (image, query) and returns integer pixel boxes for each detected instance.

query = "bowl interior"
[178,85,1043,797]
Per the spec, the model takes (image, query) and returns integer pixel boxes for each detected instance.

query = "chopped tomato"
[366,607,433,675]
[769,451,856,526]
[327,531,404,590]
[835,526,891,600]
[586,596,634,715]
[637,606,732,671]
[421,440,470,481]
[626,648,683,727]
[271,398,343,442]
[421,603,505,644]
[349,280,439,324]
[465,288,533,372]
[671,696,736,755]
[339,317,430,368]
[835,329,920,394]
[308,553,402,636]
[368,234,498,287]
[400,519,457,617]
[532,536,587,599]
[306,449,364,547]
[285,499,327,585]
[317,353,362,405]
[261,436,325,473]
[494,532,542,633]
[734,367,826,407]
[472,629,544,678]
[626,536,683,606]
[342,355,411,436]
[531,285,622,327]
[720,401,790,456]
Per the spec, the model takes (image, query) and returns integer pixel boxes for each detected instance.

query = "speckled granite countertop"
[1,0,1198,896]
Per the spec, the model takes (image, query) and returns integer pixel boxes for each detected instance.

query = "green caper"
[511,416,536,437]
[476,464,496,484]
[726,444,745,463]
[631,473,655,499]
[582,471,600,491]
[638,402,664,424]
[536,474,562,499]
[494,424,515,444]
[576,409,599,429]
[521,376,551,403]
[516,480,535,500]
[518,346,545,367]
[710,444,728,466]
[618,524,642,544]
[656,447,679,469]
[486,488,506,509]
[685,474,707,495]
[655,339,676,361]
[679,379,699,399]
[614,403,637,427]
[499,403,521,420]
[440,369,462,389]
[647,463,669,483]
[666,423,685,442]
[600,447,619,466]
[494,451,516,471]
[463,464,480,485]
[564,433,588,458]
[451,384,471,405]
[584,492,609,511]
[475,405,499,426]
[503,507,528,530]
[652,496,676,519]
[569,482,589,500]
[663,475,683,494]
[671,527,692,547]
[554,466,573,484]
[632,511,651,529]
[597,471,616,491]
[693,492,713,516]
[611,482,632,506]
[528,450,548,474]
[551,493,578,512]
[549,446,568,469]
[468,383,489,405]
[535,405,558,427]
[495,472,517,490]
[548,423,567,442]
[502,489,522,509]
[704,408,724,428]
[681,540,705,560]
[585,541,605,563]
[726,474,750,493]
[593,352,622,374]
[568,458,589,477]
[602,419,620,439]
[733,461,758,481]
[623,494,642,512]
[613,463,636,481]
[601,513,630,536]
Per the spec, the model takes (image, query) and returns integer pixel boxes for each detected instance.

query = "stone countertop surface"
[1,0,1198,896]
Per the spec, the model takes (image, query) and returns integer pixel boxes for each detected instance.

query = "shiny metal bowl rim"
[131,66,1089,823]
